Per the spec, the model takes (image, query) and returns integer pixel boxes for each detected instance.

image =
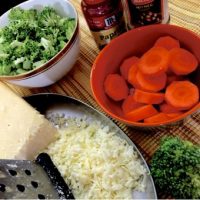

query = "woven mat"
[5,0,200,199]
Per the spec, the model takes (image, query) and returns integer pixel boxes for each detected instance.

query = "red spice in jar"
[122,0,169,29]
[81,0,125,49]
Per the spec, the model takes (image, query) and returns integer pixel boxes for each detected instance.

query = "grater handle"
[36,153,75,199]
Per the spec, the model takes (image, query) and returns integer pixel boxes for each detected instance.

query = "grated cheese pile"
[46,118,146,199]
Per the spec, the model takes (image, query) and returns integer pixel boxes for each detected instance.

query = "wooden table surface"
[2,0,200,199]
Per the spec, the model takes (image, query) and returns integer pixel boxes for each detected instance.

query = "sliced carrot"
[138,47,169,76]
[167,75,184,85]
[169,48,198,75]
[136,70,167,92]
[122,95,144,114]
[160,103,181,113]
[134,89,165,104]
[125,105,158,122]
[165,81,199,110]
[144,112,171,123]
[154,36,180,50]
[104,74,129,101]
[128,64,140,88]
[120,56,139,80]
[166,112,183,118]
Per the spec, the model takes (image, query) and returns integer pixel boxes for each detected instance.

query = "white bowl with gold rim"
[0,0,80,88]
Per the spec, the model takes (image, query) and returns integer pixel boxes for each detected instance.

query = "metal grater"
[0,153,74,199]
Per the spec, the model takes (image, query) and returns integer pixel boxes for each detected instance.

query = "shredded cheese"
[46,119,146,199]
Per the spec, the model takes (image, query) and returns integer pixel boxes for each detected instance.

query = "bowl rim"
[90,24,200,128]
[0,0,79,80]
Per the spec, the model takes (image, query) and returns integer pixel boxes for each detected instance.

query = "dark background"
[0,0,26,15]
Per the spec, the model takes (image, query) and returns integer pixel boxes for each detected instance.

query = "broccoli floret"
[10,39,39,61]
[38,7,61,27]
[22,59,31,70]
[63,19,76,40]
[1,26,16,42]
[40,37,53,50]
[10,40,23,48]
[9,7,37,23]
[33,60,46,68]
[151,137,200,199]
[0,60,12,75]
[0,52,9,59]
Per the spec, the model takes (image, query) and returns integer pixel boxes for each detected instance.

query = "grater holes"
[16,184,25,192]
[31,181,38,188]
[38,194,45,199]
[8,169,17,176]
[24,169,31,176]
[0,183,6,192]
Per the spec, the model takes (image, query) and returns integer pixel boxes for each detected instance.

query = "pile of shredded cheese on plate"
[46,118,146,199]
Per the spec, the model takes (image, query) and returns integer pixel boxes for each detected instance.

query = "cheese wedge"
[0,83,57,160]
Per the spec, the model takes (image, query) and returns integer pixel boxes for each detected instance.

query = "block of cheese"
[0,83,58,160]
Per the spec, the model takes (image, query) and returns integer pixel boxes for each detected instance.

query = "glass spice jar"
[81,0,125,49]
[122,0,170,30]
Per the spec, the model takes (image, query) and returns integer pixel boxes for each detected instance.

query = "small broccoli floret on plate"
[151,136,200,199]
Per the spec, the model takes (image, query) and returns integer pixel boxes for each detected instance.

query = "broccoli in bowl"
[0,7,76,76]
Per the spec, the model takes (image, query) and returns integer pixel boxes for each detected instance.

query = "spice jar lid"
[83,0,107,5]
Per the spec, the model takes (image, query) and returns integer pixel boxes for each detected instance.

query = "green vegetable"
[0,7,76,76]
[151,136,200,199]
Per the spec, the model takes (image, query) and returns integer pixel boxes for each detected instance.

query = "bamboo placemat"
[3,0,200,199]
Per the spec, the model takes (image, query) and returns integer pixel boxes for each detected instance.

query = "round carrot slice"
[136,70,167,92]
[154,36,180,50]
[134,89,165,104]
[165,81,199,110]
[120,56,139,80]
[169,48,198,75]
[104,74,129,101]
[138,47,169,75]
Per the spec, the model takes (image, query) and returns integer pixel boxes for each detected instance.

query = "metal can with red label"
[122,0,169,29]
[81,0,125,49]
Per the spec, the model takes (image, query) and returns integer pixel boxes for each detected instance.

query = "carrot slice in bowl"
[125,104,158,122]
[160,103,181,113]
[128,64,140,88]
[166,75,184,85]
[166,112,183,118]
[144,112,171,123]
[122,95,144,114]
[134,89,165,104]
[154,36,180,50]
[169,48,198,75]
[120,56,139,80]
[165,81,199,110]
[138,47,169,76]
[104,74,129,101]
[136,70,167,92]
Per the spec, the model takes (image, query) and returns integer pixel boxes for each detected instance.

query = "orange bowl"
[90,24,200,129]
